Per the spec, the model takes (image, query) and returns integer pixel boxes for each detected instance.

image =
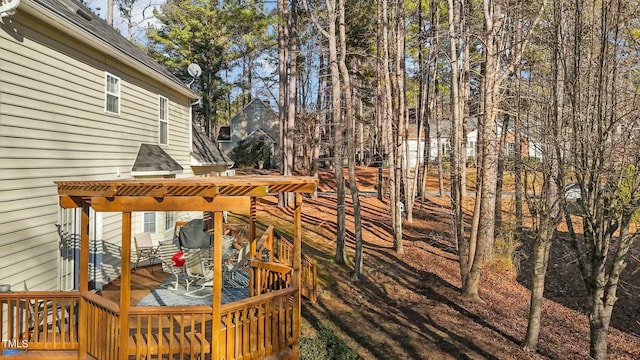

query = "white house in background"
[0,0,231,292]
[405,112,541,167]
[404,117,478,168]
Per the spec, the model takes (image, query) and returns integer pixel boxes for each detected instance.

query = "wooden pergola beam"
[90,196,251,212]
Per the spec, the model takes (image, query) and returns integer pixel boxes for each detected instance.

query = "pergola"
[54,175,318,359]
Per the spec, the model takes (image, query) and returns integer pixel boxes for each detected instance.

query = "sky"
[84,0,159,42]
[83,0,281,105]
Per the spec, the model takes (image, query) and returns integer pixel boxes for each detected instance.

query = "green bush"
[230,138,272,168]
[300,324,361,360]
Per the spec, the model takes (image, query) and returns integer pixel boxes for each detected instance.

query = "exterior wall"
[404,139,426,168]
[0,10,193,291]
[218,100,279,164]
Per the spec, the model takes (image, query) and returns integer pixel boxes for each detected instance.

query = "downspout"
[0,0,20,18]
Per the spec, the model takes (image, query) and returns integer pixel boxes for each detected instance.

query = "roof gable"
[229,98,277,123]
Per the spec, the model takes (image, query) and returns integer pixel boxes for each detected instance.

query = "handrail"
[250,260,293,274]
[221,287,296,313]
[129,305,211,314]
[255,225,275,258]
[82,291,119,313]
[0,291,80,299]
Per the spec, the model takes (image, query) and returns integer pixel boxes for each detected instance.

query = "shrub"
[230,137,272,168]
[300,324,361,360]
[488,221,522,277]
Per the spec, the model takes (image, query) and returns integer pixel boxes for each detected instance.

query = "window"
[143,212,156,233]
[218,126,231,142]
[159,96,168,145]
[467,140,476,157]
[505,142,515,156]
[105,73,120,114]
[165,212,175,231]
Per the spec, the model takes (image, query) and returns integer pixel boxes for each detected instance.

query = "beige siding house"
[0,0,230,292]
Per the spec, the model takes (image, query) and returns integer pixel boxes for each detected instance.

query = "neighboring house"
[217,98,279,168]
[404,118,477,167]
[0,0,229,292]
[405,111,541,166]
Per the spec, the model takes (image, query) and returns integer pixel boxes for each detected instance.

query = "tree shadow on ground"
[516,229,640,338]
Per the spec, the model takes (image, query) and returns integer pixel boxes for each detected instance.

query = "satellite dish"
[187,63,202,78]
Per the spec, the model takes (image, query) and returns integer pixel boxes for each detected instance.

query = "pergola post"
[119,211,132,360]
[212,210,223,358]
[291,193,302,357]
[78,203,90,359]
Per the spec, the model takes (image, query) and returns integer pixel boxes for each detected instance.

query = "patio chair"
[183,249,214,298]
[223,242,250,288]
[156,240,185,290]
[133,232,159,273]
[23,282,72,339]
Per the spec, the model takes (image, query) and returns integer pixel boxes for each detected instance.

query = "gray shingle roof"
[132,143,183,175]
[192,124,234,167]
[27,0,191,94]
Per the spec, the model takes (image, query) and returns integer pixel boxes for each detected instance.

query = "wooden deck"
[99,263,170,304]
[0,229,310,360]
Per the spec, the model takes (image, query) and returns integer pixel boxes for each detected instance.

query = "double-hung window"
[159,96,168,145]
[143,212,156,233]
[165,212,175,232]
[105,73,120,114]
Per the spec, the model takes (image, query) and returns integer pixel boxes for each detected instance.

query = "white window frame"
[159,96,169,145]
[143,212,157,233]
[165,212,175,231]
[105,72,121,115]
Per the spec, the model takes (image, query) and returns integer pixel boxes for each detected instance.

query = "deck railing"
[220,287,296,359]
[249,260,292,297]
[128,305,212,359]
[256,227,317,302]
[83,291,120,359]
[0,291,80,351]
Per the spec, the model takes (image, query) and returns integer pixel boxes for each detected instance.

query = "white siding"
[0,12,193,290]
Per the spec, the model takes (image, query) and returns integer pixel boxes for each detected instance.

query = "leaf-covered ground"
[247,167,640,359]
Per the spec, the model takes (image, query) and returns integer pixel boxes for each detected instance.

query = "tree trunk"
[285,1,298,205]
[382,0,398,255]
[461,0,503,302]
[338,0,363,279]
[327,0,346,264]
[447,0,468,285]
[277,0,289,207]
[523,227,552,350]
[393,0,405,253]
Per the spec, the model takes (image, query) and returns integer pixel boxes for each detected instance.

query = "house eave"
[131,170,183,177]
[19,0,196,99]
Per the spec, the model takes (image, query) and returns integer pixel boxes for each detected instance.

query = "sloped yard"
[248,167,640,359]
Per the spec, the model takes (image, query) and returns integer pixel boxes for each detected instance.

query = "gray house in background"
[218,99,279,168]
